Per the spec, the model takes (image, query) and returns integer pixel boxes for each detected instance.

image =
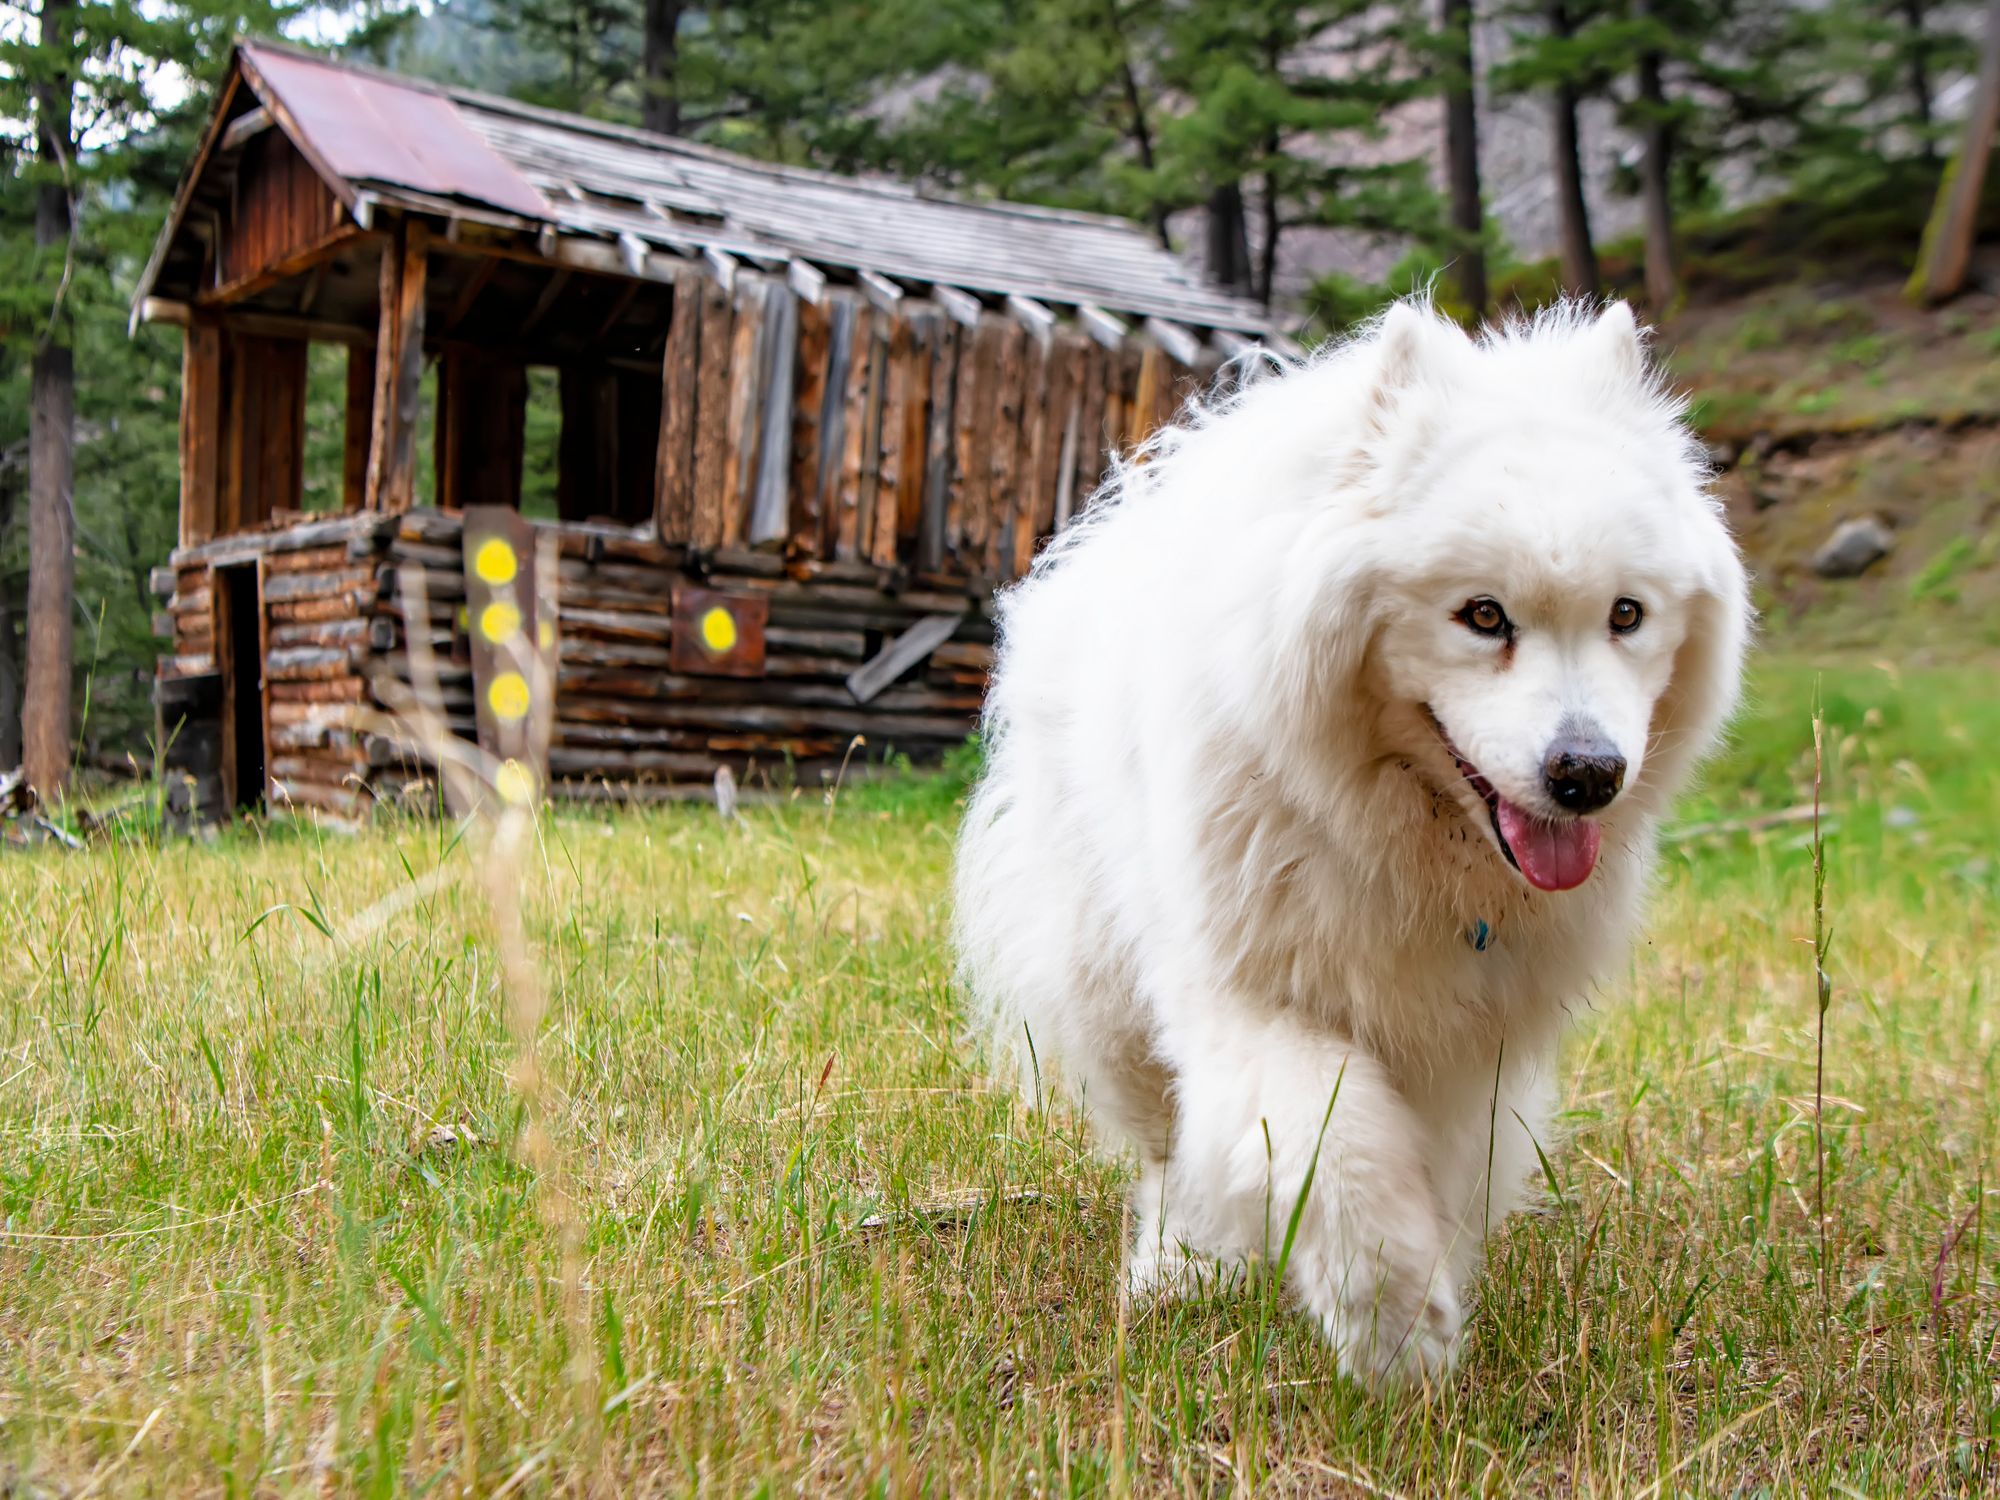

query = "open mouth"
[1425,710,1604,893]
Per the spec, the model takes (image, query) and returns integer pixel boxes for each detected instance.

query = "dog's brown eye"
[1610,597,1644,634]
[1459,598,1509,637]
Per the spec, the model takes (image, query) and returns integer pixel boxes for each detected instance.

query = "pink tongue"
[1496,798,1603,892]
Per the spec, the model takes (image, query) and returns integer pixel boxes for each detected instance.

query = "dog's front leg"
[1164,1015,1461,1389]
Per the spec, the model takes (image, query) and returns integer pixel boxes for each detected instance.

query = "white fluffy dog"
[953,299,1749,1389]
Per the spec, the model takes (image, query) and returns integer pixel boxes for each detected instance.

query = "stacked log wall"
[544,525,991,797]
[156,514,386,823]
[262,536,372,820]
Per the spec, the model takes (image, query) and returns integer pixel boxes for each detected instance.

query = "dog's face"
[1346,304,1746,893]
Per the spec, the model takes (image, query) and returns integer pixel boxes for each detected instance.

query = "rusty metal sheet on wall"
[462,506,555,805]
[670,585,767,678]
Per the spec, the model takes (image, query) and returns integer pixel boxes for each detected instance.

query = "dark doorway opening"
[215,563,266,812]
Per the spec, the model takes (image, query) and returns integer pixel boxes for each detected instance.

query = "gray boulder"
[1813,516,1893,579]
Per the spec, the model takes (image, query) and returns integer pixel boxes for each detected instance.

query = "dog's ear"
[1584,301,1647,385]
[1347,301,1466,489]
[1373,300,1468,398]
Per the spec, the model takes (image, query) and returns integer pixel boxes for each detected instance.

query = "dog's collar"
[1467,917,1493,953]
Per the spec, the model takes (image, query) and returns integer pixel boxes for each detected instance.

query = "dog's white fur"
[953,299,1749,1388]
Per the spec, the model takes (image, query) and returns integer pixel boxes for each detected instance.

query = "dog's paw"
[1123,1235,1197,1306]
[1309,1265,1464,1392]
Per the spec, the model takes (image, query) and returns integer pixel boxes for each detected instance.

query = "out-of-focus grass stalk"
[365,560,601,1459]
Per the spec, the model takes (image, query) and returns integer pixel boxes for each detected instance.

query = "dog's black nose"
[1543,734,1626,814]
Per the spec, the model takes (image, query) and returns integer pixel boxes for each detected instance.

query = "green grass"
[3,656,1998,1495]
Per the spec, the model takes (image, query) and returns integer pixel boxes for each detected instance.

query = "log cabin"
[135,41,1283,822]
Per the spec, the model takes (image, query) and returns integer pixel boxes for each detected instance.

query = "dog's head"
[1299,300,1750,892]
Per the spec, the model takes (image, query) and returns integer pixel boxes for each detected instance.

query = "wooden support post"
[365,219,429,511]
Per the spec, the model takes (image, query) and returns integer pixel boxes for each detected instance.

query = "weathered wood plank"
[1010,330,1052,577]
[832,300,877,560]
[846,612,963,704]
[721,275,769,547]
[786,292,833,558]
[1131,343,1169,452]
[870,313,910,568]
[984,320,1029,575]
[856,315,890,559]
[1070,337,1111,518]
[811,292,857,558]
[919,315,960,573]
[953,316,1003,566]
[691,274,736,548]
[894,308,935,563]
[749,280,797,548]
[655,269,702,541]
[1035,331,1085,543]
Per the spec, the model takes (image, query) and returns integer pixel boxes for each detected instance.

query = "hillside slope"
[1640,191,2000,662]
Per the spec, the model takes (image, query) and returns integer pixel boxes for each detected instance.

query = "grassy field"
[2,653,1997,1497]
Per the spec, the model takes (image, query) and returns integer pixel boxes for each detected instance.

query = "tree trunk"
[1205,182,1253,296]
[0,470,20,770]
[1635,6,1678,312]
[25,0,76,799]
[642,0,683,135]
[1257,168,1281,309]
[1547,0,1600,298]
[1115,58,1171,248]
[1907,0,2000,304]
[1900,0,1935,159]
[1440,0,1487,318]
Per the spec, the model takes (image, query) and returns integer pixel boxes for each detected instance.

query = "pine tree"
[1490,0,1618,297]
[0,0,332,784]
[880,0,1180,238]
[1151,0,1437,307]
[1438,0,1488,317]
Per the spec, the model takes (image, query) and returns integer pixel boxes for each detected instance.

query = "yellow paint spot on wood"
[488,671,530,721]
[700,606,738,656]
[480,600,522,643]
[538,620,555,650]
[494,758,535,805]
[473,537,518,586]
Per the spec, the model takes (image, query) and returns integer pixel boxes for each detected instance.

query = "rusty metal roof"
[186,41,1273,337]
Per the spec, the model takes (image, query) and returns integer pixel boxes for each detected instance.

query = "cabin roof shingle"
[147,41,1274,338]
